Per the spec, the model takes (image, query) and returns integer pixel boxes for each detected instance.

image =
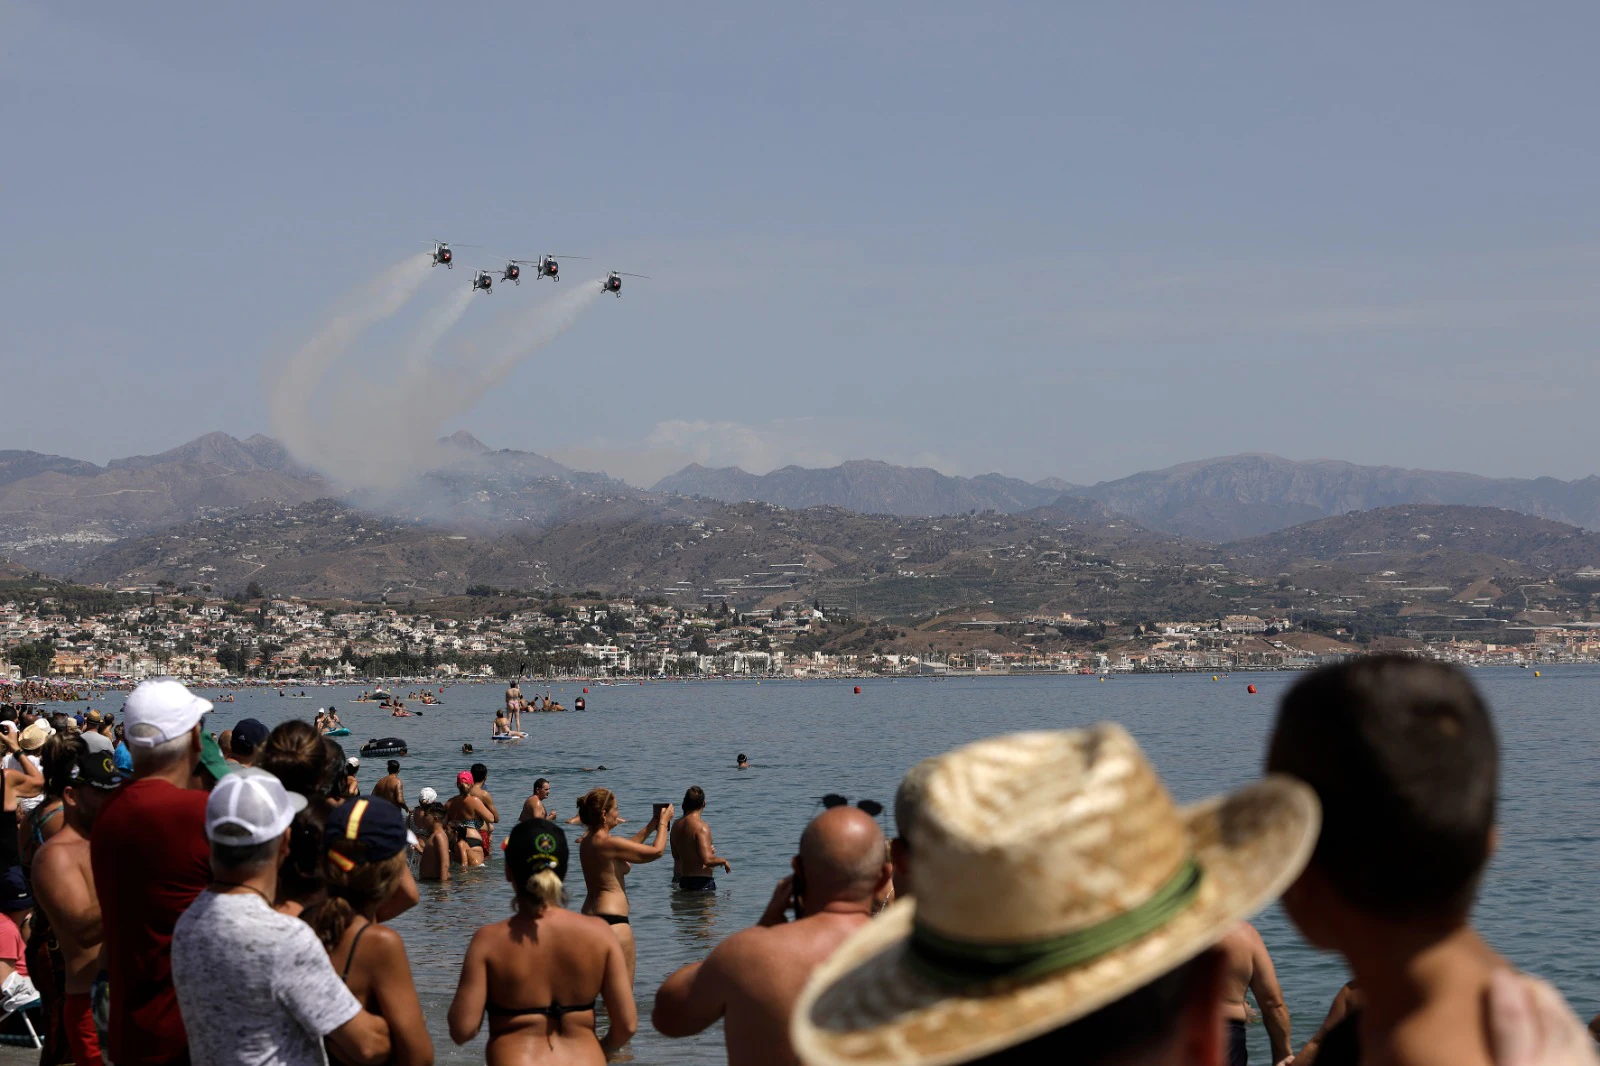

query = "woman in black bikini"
[446,771,496,867]
[311,797,433,1066]
[575,788,671,986]
[449,819,635,1064]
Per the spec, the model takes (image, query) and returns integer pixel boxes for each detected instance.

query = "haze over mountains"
[656,454,1600,540]
[6,430,1600,609]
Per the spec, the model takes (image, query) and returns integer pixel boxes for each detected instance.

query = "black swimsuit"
[486,1000,597,1032]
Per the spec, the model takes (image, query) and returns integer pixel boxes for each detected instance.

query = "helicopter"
[523,254,587,282]
[429,240,482,269]
[470,269,495,294]
[498,261,522,285]
[602,271,650,297]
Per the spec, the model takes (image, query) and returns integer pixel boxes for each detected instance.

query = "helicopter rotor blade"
[616,272,652,279]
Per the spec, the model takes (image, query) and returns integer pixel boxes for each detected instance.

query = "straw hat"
[792,724,1319,1066]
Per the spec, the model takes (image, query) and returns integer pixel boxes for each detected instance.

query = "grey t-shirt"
[172,890,362,1066]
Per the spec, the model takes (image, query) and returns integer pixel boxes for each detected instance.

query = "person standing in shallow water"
[448,819,636,1063]
[670,786,731,891]
[575,788,671,985]
[1215,921,1291,1066]
[309,797,433,1066]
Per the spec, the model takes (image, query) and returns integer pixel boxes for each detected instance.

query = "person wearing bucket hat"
[90,677,213,1066]
[790,724,1319,1066]
[654,803,892,1066]
[306,798,433,1066]
[34,741,124,1066]
[172,770,392,1066]
[446,819,637,1058]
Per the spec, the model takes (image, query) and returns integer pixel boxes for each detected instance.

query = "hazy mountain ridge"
[1226,505,1600,576]
[1073,454,1600,540]
[654,460,1063,516]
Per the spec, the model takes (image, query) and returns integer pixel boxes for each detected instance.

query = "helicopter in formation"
[470,269,495,294]
[602,271,650,297]
[430,241,457,269]
[526,253,586,282]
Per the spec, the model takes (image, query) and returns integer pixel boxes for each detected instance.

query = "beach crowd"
[0,656,1597,1066]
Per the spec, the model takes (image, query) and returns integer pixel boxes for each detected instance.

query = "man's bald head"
[799,806,887,904]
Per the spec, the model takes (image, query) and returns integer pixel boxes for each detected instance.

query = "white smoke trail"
[266,253,432,470]
[273,275,606,491]
[393,284,476,390]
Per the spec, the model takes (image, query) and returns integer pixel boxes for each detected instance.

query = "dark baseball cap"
[232,718,269,754]
[0,867,30,911]
[325,797,414,868]
[69,746,125,791]
[506,818,569,885]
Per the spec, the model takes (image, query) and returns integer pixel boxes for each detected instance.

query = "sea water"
[62,667,1600,1063]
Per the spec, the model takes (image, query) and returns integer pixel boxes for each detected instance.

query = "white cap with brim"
[206,767,307,846]
[124,678,213,749]
[418,787,438,805]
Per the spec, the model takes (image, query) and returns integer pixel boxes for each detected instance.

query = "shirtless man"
[519,777,552,822]
[653,806,891,1066]
[669,786,732,891]
[469,763,499,849]
[1217,921,1291,1065]
[33,742,124,1066]
[373,760,407,811]
[413,803,451,883]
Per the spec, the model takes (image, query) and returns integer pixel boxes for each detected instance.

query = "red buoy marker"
[583,687,589,693]
[1247,684,1257,694]
[854,686,861,694]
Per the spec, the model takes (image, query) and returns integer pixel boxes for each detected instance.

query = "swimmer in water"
[736,753,750,770]
[462,743,475,755]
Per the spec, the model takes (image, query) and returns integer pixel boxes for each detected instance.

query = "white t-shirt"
[172,890,362,1066]
[2,755,43,814]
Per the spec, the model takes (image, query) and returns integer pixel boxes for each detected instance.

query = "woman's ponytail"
[522,868,565,916]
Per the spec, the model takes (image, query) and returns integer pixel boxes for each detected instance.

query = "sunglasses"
[821,793,884,818]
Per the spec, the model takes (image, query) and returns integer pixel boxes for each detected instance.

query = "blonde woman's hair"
[518,868,566,917]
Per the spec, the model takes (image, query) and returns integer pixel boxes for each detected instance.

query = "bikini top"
[341,921,373,982]
[485,999,597,1032]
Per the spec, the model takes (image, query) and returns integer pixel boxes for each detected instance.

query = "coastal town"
[5,579,1599,685]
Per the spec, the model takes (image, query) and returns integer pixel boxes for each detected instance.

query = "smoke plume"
[265,258,603,491]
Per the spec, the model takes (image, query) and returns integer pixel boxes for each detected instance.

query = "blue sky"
[3,3,1598,486]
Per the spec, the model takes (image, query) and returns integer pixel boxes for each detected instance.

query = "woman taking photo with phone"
[575,788,670,985]
[449,819,635,1064]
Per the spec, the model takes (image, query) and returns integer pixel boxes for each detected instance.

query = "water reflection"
[666,883,725,947]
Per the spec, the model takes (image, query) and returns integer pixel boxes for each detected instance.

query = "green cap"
[199,731,232,784]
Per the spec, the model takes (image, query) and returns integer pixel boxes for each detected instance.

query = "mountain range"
[656,453,1600,540]
[6,431,1600,612]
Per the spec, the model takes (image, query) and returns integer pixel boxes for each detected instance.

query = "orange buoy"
[1247,684,1257,694]
[854,686,861,694]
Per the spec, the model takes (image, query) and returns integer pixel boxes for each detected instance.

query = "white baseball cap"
[418,786,438,805]
[206,767,307,846]
[124,678,213,749]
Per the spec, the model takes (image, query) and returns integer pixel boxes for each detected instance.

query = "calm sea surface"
[58,667,1600,1063]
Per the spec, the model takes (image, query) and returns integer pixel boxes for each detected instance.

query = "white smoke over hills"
[265,254,603,491]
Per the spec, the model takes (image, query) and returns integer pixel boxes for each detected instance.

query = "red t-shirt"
[91,777,210,1066]
[0,912,27,977]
